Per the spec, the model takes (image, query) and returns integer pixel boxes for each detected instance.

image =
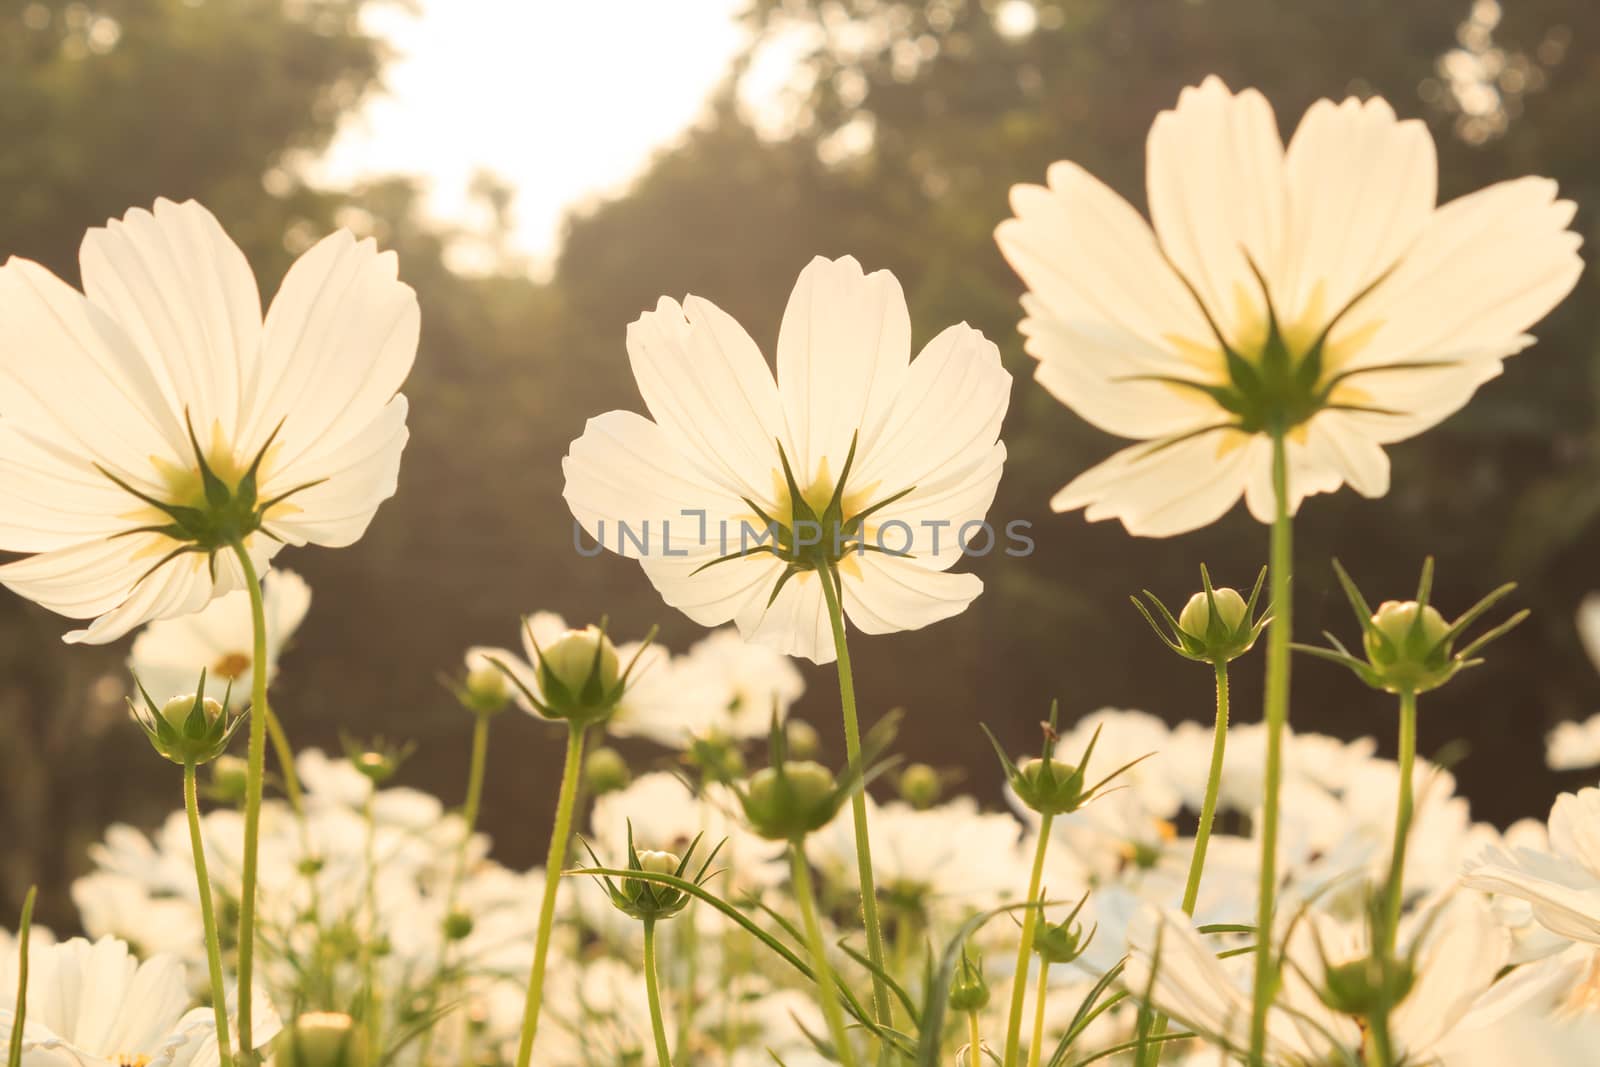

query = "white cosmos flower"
[1547,597,1600,770]
[563,255,1011,663]
[0,198,417,642]
[1463,787,1600,946]
[128,568,310,706]
[0,936,278,1067]
[995,76,1582,536]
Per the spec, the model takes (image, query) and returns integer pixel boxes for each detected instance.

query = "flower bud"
[1366,601,1449,659]
[273,1012,370,1067]
[1033,907,1093,965]
[209,754,250,804]
[898,763,942,809]
[740,761,843,841]
[1014,757,1087,816]
[948,951,990,1013]
[636,849,680,875]
[1318,954,1415,1017]
[587,824,714,922]
[131,674,245,766]
[539,626,621,715]
[462,657,511,716]
[685,734,747,785]
[584,746,632,795]
[784,718,821,759]
[1178,587,1248,640]
[443,910,474,941]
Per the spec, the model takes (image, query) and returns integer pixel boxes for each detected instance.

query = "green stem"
[968,1010,983,1066]
[1365,1013,1397,1067]
[1382,690,1418,957]
[789,842,861,1067]
[818,568,893,1031]
[675,905,698,1054]
[1026,960,1050,1067]
[643,919,675,1067]
[185,761,234,1067]
[1248,433,1293,1067]
[1140,661,1231,1066]
[8,886,35,1067]
[360,793,381,1058]
[513,724,588,1067]
[229,541,269,1063]
[1002,811,1055,1066]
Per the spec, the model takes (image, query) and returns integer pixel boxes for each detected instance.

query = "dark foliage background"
[3,0,1598,930]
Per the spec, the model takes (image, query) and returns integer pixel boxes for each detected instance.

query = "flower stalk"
[7,886,35,1067]
[185,760,234,1067]
[818,564,893,1030]
[514,723,588,1067]
[1382,689,1418,957]
[1002,812,1054,1066]
[789,841,861,1067]
[1249,432,1294,1066]
[643,918,674,1067]
[230,540,270,1063]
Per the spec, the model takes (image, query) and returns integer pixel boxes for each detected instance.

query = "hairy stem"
[229,542,269,1063]
[513,724,588,1067]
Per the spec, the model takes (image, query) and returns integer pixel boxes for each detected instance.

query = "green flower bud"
[1135,566,1268,665]
[1178,586,1249,639]
[346,738,413,786]
[1301,559,1528,696]
[948,950,990,1013]
[130,672,245,766]
[784,718,821,759]
[685,734,747,785]
[584,746,632,795]
[540,625,621,718]
[985,708,1144,818]
[1318,954,1415,1017]
[739,761,843,841]
[463,661,511,716]
[443,910,474,941]
[1033,894,1095,965]
[898,763,942,809]
[273,1012,371,1067]
[585,823,718,922]
[208,754,250,804]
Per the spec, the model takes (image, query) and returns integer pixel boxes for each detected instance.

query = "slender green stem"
[1365,1014,1397,1067]
[514,724,588,1067]
[968,1010,983,1066]
[1140,661,1231,1066]
[229,541,269,1063]
[642,920,675,1067]
[185,761,234,1067]
[818,568,893,1031]
[675,905,698,1053]
[789,842,861,1067]
[360,793,381,1058]
[1003,811,1055,1066]
[264,709,305,814]
[1026,960,1050,1067]
[8,886,36,1067]
[1382,690,1418,956]
[1248,433,1293,1067]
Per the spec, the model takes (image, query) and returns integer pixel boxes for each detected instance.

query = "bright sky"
[317,1,769,274]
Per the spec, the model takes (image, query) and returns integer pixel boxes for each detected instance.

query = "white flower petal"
[1052,430,1257,537]
[262,395,409,548]
[0,258,183,478]
[841,554,982,637]
[626,295,789,500]
[80,198,261,436]
[247,229,418,469]
[1146,76,1287,343]
[0,423,140,552]
[776,255,910,481]
[738,567,832,664]
[1280,95,1436,323]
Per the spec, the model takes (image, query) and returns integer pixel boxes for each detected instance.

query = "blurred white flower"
[1546,596,1600,770]
[0,935,279,1067]
[0,198,417,642]
[996,76,1581,535]
[563,255,1011,663]
[1465,787,1600,946]
[128,569,310,707]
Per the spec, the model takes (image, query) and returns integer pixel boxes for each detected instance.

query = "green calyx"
[982,701,1148,817]
[693,432,916,612]
[735,709,896,842]
[1133,564,1270,665]
[1033,891,1097,965]
[1318,952,1416,1017]
[1297,557,1529,695]
[582,821,724,922]
[99,413,322,584]
[1118,256,1439,445]
[948,948,990,1012]
[130,669,245,766]
[273,1012,371,1067]
[342,735,415,785]
[490,616,657,727]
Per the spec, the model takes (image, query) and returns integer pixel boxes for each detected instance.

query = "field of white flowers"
[2,76,1599,1067]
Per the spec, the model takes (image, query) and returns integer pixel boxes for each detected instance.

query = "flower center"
[212,651,253,680]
